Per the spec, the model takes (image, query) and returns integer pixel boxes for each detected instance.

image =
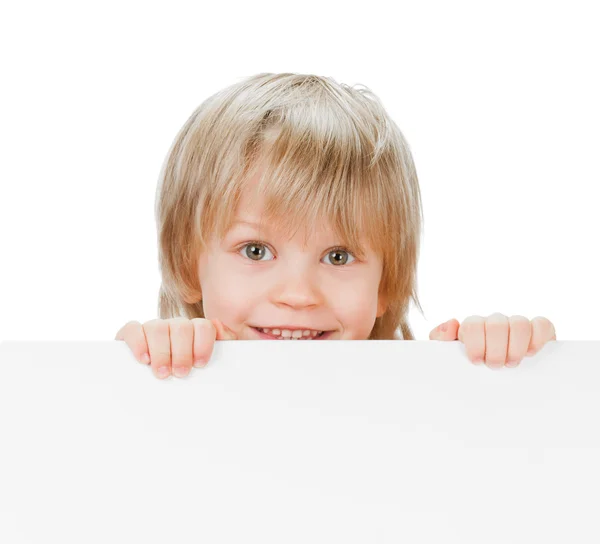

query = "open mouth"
[251,327,332,340]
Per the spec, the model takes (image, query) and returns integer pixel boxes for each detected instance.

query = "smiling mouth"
[251,327,332,340]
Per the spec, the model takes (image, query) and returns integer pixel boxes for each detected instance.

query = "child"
[115,72,556,379]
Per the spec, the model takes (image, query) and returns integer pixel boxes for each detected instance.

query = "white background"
[1,0,598,342]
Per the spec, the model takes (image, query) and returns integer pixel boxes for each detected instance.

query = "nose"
[270,265,323,309]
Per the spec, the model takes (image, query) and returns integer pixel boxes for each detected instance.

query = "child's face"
[197,177,386,340]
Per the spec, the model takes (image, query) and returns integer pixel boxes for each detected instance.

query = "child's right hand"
[114,317,237,379]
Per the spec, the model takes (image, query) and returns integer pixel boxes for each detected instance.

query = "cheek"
[202,269,262,318]
[333,292,378,339]
[331,283,379,317]
[347,287,381,339]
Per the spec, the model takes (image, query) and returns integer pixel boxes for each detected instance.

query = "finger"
[483,313,509,370]
[505,315,532,367]
[429,319,459,341]
[169,318,194,378]
[458,315,486,365]
[143,319,172,379]
[114,320,150,365]
[191,318,217,368]
[526,316,557,356]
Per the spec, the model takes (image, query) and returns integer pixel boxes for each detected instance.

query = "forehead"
[223,155,377,258]
[232,162,332,235]
[232,191,337,241]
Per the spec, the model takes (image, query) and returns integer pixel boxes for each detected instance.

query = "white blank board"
[0,339,599,543]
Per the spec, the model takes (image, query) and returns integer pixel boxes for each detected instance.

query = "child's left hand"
[429,313,556,369]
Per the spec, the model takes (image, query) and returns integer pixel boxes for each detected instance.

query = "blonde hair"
[155,73,425,340]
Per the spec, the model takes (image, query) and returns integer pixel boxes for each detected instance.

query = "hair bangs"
[239,127,389,261]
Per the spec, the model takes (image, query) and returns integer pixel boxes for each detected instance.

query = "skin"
[115,312,557,378]
[196,184,388,344]
[115,168,557,377]
[429,313,557,370]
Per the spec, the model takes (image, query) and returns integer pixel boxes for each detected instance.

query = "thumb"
[211,318,238,341]
[429,318,459,341]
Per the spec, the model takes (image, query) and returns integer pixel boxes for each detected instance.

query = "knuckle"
[462,315,483,325]
[114,320,141,340]
[124,320,141,328]
[509,315,530,327]
[191,317,216,331]
[461,315,483,332]
[532,315,551,325]
[528,316,556,346]
[168,316,192,325]
[143,318,169,335]
[532,316,555,334]
[509,314,529,322]
[485,313,508,328]
[168,317,193,335]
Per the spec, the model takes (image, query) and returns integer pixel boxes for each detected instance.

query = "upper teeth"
[259,328,323,339]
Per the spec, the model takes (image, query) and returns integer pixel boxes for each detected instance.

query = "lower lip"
[252,327,332,340]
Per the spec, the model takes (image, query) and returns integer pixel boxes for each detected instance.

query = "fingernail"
[157,366,170,378]
[193,359,205,368]
[440,322,448,332]
[173,366,190,378]
[141,353,150,364]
